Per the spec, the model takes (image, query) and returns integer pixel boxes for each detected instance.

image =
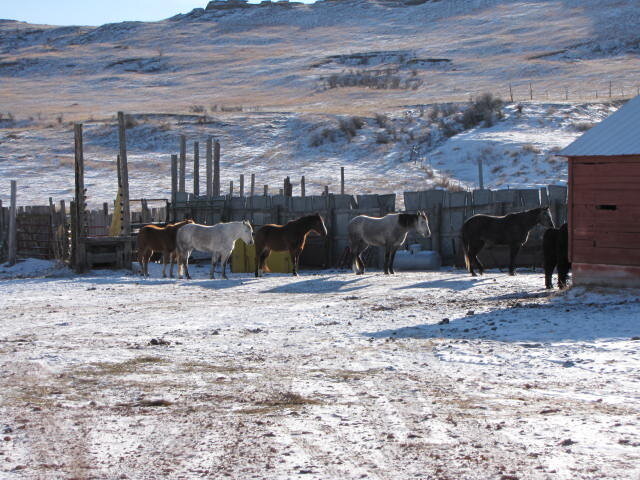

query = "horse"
[543,222,570,289]
[461,206,555,276]
[175,220,254,280]
[348,211,431,275]
[136,219,194,278]
[254,213,327,277]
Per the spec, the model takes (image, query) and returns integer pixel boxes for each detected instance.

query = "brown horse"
[254,213,328,277]
[137,219,194,278]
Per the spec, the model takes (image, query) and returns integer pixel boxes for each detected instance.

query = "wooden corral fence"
[1,185,566,271]
[0,200,69,262]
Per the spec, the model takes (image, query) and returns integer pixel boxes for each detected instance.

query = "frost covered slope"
[0,101,617,206]
[0,0,638,205]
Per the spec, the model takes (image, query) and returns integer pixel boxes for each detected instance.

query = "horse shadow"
[395,276,493,292]
[362,296,640,343]
[264,275,367,294]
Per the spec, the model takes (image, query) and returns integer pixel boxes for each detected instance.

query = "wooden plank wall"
[0,186,567,269]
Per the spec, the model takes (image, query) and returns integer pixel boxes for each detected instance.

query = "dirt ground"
[1,266,640,479]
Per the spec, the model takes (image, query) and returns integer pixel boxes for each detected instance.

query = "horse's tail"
[461,225,471,273]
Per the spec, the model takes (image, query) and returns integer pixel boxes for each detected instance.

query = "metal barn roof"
[561,95,640,157]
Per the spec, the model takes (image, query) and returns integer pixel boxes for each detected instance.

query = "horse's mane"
[286,214,320,226]
[398,213,418,228]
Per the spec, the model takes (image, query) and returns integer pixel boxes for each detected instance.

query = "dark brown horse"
[543,223,570,289]
[254,213,328,277]
[461,207,554,276]
[137,219,194,278]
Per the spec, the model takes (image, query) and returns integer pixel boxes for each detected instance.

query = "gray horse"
[348,212,431,275]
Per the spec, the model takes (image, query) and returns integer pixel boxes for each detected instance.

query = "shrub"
[461,93,504,129]
[573,121,594,132]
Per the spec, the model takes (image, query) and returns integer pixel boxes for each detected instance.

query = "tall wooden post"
[340,167,345,195]
[250,174,255,197]
[117,112,132,268]
[179,135,186,193]
[73,123,87,272]
[7,180,17,266]
[477,158,484,190]
[213,140,221,196]
[529,82,533,100]
[509,83,513,103]
[229,180,234,197]
[301,176,305,197]
[193,141,200,196]
[240,174,245,197]
[206,137,213,197]
[264,185,268,196]
[171,154,178,221]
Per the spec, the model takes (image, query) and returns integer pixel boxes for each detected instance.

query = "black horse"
[543,223,570,289]
[461,207,555,276]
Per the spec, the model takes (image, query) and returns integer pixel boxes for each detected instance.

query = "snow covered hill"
[0,0,638,205]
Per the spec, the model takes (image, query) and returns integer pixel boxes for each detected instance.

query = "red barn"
[561,96,640,287]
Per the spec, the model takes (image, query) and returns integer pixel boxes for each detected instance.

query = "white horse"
[348,212,431,275]
[176,220,254,279]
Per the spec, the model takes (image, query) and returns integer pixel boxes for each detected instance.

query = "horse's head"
[242,220,254,245]
[312,213,328,237]
[538,207,555,229]
[416,210,431,238]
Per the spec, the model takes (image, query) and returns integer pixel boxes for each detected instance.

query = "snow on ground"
[1,262,640,478]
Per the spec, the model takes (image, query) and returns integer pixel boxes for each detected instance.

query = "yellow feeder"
[231,239,293,274]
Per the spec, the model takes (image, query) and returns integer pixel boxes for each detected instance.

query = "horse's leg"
[169,251,176,278]
[221,252,230,279]
[473,240,485,275]
[139,248,149,277]
[258,249,270,277]
[183,250,192,280]
[350,245,361,274]
[467,242,479,277]
[161,251,169,278]
[383,247,391,275]
[210,252,217,279]
[508,244,521,276]
[389,248,398,274]
[290,247,301,276]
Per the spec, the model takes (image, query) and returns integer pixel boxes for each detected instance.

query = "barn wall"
[569,157,640,272]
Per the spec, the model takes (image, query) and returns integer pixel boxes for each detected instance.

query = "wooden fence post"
[179,135,186,193]
[117,112,132,269]
[250,174,255,197]
[240,174,245,197]
[206,137,213,197]
[229,180,233,197]
[264,185,268,197]
[171,154,178,221]
[301,176,305,197]
[509,83,513,103]
[213,140,221,196]
[340,167,345,195]
[73,123,87,272]
[7,180,17,266]
[529,82,533,100]
[193,141,200,196]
